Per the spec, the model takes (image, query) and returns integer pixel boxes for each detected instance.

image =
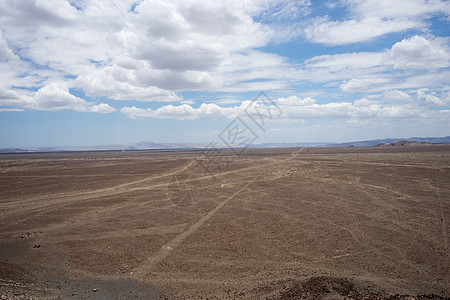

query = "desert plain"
[0,146,449,299]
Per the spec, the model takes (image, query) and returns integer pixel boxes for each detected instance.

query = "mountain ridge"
[1,136,449,154]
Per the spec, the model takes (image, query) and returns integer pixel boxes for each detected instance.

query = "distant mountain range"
[324,136,450,147]
[1,136,449,154]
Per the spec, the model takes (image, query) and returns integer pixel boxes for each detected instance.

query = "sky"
[0,0,449,147]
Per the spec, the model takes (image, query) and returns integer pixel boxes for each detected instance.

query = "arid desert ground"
[1,146,449,299]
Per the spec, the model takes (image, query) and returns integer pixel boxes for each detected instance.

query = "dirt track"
[1,146,449,299]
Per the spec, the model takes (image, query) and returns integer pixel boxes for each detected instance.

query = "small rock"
[33,244,40,248]
[92,288,98,292]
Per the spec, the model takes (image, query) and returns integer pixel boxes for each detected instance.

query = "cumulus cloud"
[0,0,284,109]
[121,103,233,120]
[0,84,115,113]
[0,87,34,108]
[276,96,316,106]
[120,95,436,121]
[417,89,449,106]
[0,0,449,115]
[75,65,182,102]
[297,35,449,93]
[383,35,450,69]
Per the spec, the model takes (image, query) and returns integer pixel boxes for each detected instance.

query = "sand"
[1,146,449,299]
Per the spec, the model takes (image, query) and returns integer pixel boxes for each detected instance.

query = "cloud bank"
[0,0,448,122]
[120,94,450,122]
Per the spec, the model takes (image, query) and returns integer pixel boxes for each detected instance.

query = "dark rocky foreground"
[270,276,449,300]
[2,271,448,299]
[0,260,166,299]
[0,238,166,299]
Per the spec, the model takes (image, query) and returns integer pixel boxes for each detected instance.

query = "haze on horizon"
[0,0,449,147]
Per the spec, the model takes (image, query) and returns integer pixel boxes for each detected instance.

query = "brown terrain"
[0,145,449,299]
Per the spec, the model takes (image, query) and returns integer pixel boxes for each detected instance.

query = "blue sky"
[0,0,449,147]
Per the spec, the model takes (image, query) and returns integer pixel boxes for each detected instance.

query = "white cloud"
[0,0,286,108]
[305,52,383,71]
[0,87,35,108]
[75,65,182,102]
[88,103,116,113]
[340,78,383,92]
[214,97,242,105]
[374,71,450,92]
[304,16,418,45]
[304,0,450,45]
[120,95,444,121]
[121,103,233,120]
[257,0,311,23]
[254,0,311,42]
[382,89,412,101]
[0,31,18,60]
[0,84,115,113]
[383,35,450,69]
[299,52,387,84]
[0,0,449,115]
[276,96,316,106]
[348,0,450,19]
[296,35,449,94]
[417,88,449,106]
[34,84,87,110]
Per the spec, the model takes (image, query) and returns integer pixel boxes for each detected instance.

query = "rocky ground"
[1,146,449,299]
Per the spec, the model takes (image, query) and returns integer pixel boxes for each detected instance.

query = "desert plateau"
[1,146,449,299]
